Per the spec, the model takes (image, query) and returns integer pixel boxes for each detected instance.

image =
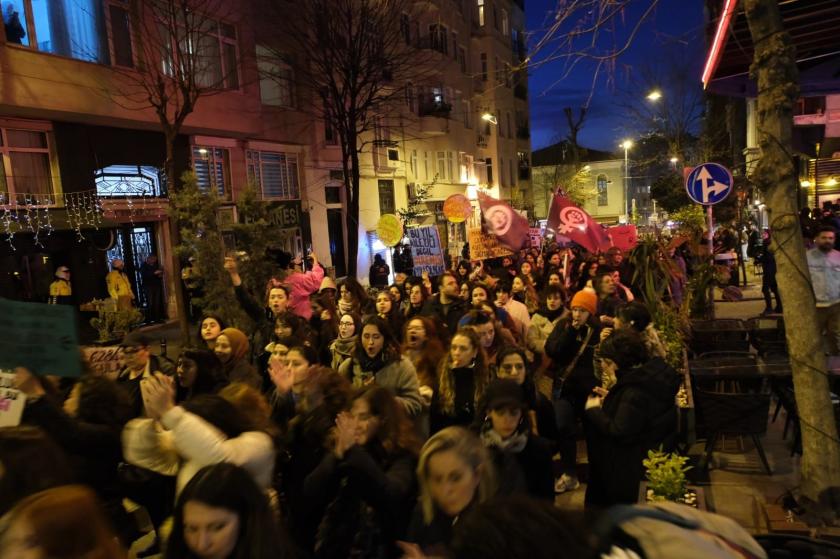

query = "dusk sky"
[526,0,708,153]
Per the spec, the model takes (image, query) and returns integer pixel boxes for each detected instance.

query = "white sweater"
[122,406,275,495]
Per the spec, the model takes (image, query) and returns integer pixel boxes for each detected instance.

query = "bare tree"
[109,0,239,339]
[259,0,433,278]
[564,106,588,169]
[745,0,840,516]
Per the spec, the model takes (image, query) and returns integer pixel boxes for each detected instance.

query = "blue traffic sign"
[685,163,733,205]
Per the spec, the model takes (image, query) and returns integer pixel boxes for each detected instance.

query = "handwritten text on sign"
[0,372,25,427]
[0,298,81,377]
[468,228,514,260]
[408,226,446,276]
[82,346,125,380]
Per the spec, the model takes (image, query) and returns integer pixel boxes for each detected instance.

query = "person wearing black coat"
[420,272,468,339]
[544,289,601,493]
[304,386,420,558]
[478,379,554,501]
[584,329,681,507]
[16,371,136,545]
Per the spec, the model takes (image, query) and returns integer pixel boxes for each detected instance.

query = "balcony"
[417,34,448,56]
[514,82,528,100]
[418,100,452,118]
[418,101,451,136]
[477,134,488,148]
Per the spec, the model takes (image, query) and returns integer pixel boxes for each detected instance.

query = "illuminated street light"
[481,112,498,125]
[646,90,662,101]
[669,157,678,164]
[620,140,634,221]
[801,180,811,188]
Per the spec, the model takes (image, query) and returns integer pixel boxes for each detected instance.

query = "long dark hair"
[355,315,401,364]
[352,386,421,457]
[166,463,289,559]
[181,395,255,438]
[196,313,226,348]
[178,349,226,400]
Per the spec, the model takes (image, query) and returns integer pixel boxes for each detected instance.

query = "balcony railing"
[419,101,452,118]
[477,134,488,148]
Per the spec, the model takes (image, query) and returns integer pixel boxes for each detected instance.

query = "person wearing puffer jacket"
[122,374,275,496]
[338,315,423,418]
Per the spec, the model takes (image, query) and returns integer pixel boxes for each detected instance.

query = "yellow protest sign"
[468,228,514,261]
[376,214,403,247]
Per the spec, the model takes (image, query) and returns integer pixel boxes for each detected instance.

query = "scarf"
[358,352,389,374]
[480,425,528,453]
[331,336,356,358]
[537,306,564,322]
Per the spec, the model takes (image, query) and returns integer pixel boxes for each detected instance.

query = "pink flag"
[546,194,611,253]
[608,224,638,251]
[477,192,529,252]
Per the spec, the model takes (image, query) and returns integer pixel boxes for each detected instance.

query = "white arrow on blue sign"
[685,163,733,205]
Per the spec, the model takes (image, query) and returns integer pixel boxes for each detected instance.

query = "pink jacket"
[284,264,324,319]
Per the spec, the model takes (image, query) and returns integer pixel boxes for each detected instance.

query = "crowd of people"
[2,240,775,559]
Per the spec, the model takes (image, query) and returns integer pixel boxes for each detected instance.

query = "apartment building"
[0,1,314,324]
[348,0,533,277]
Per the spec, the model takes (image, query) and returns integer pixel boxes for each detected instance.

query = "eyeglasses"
[339,321,354,327]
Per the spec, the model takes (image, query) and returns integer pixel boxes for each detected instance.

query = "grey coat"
[339,356,423,418]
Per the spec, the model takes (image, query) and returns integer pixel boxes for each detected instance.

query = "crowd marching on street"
[8,213,840,559]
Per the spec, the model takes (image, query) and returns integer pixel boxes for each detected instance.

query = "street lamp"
[481,112,497,125]
[620,140,633,222]
[646,90,662,101]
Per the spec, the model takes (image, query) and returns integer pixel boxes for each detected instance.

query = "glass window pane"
[223,42,238,89]
[7,129,47,148]
[3,0,29,45]
[32,0,110,63]
[109,4,133,67]
[219,22,235,39]
[10,152,52,195]
[196,35,222,88]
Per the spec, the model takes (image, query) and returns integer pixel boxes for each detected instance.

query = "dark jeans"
[762,277,781,310]
[552,383,589,477]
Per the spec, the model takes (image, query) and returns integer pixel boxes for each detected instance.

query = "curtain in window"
[35,0,109,63]
[10,152,51,195]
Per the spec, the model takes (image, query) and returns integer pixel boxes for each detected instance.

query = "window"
[447,152,454,182]
[428,24,448,55]
[387,148,400,162]
[0,126,55,199]
[497,112,503,137]
[327,208,346,277]
[480,53,488,81]
[246,150,300,200]
[378,180,395,215]
[477,0,485,26]
[163,16,239,90]
[424,151,430,180]
[405,83,416,113]
[400,13,411,44]
[257,46,293,107]
[325,184,341,204]
[458,46,467,73]
[95,165,162,197]
[495,56,504,85]
[486,157,493,185]
[451,32,458,59]
[410,149,418,178]
[108,3,133,67]
[504,63,512,87]
[509,158,515,187]
[500,157,505,186]
[192,147,230,199]
[463,100,472,129]
[501,8,509,35]
[506,112,512,137]
[437,151,447,181]
[597,174,608,206]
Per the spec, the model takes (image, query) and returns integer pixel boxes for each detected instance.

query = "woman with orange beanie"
[214,327,261,389]
[544,288,600,494]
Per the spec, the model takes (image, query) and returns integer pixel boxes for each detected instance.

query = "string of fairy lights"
[0,190,165,250]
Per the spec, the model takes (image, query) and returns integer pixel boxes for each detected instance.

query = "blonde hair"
[416,427,496,524]
[437,327,489,416]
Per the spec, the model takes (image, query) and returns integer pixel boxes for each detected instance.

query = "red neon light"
[701,0,738,88]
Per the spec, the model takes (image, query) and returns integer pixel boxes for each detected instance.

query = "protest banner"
[408,226,446,276]
[376,214,403,246]
[0,298,81,377]
[0,372,25,427]
[529,227,542,250]
[608,224,639,251]
[82,345,125,380]
[468,228,514,260]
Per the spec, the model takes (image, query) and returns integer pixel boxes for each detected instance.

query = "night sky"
[526,0,707,152]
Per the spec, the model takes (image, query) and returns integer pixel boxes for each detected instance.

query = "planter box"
[762,503,812,536]
[638,482,707,511]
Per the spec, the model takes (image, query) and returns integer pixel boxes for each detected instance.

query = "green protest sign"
[0,298,81,377]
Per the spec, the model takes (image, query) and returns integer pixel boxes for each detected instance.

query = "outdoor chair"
[689,354,763,394]
[746,317,787,357]
[689,319,750,357]
[693,386,773,475]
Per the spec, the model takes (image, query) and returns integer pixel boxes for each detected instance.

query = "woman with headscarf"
[214,327,261,390]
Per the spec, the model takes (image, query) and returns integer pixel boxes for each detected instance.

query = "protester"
[338,315,423,418]
[197,313,226,350]
[214,327,261,389]
[526,285,566,356]
[370,253,391,288]
[175,348,227,402]
[304,386,421,557]
[403,426,496,556]
[309,291,339,364]
[402,316,446,417]
[122,375,276,495]
[404,280,428,320]
[165,463,291,559]
[459,310,504,372]
[494,280,530,340]
[337,276,369,316]
[330,311,360,370]
[759,230,782,315]
[585,329,681,506]
[511,275,539,314]
[478,379,554,501]
[494,346,557,442]
[140,254,166,322]
[421,272,468,338]
[545,289,600,494]
[15,369,135,543]
[0,486,127,559]
[375,289,405,340]
[116,330,176,418]
[430,327,490,433]
[390,283,408,313]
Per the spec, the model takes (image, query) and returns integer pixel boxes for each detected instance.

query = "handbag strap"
[558,324,594,382]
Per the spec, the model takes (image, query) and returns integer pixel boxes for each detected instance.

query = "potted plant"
[640,448,704,509]
[89,299,143,344]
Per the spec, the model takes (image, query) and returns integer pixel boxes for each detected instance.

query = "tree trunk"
[346,138,362,279]
[164,136,191,343]
[745,0,840,514]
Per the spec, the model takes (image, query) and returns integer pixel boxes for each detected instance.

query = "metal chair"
[694,386,773,475]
